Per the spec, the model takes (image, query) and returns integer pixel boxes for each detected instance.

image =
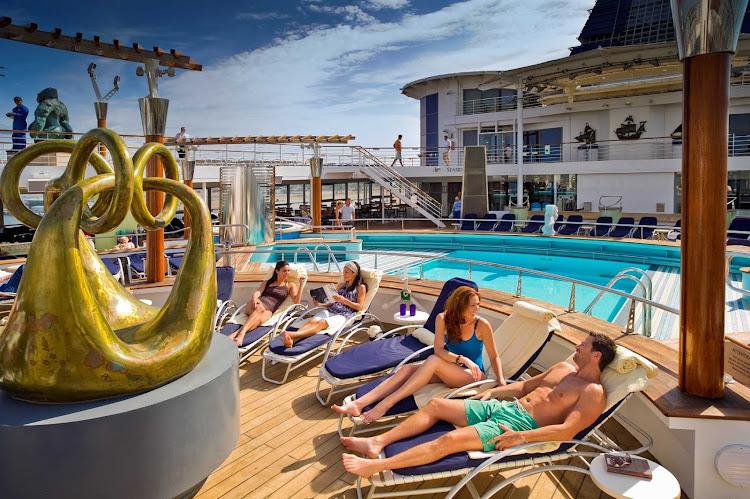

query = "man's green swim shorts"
[464,399,539,452]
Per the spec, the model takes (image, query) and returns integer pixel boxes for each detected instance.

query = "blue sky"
[1,0,593,146]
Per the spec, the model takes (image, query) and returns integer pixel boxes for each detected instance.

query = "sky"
[0,0,593,147]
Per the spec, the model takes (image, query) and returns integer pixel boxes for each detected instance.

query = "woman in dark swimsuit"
[333,286,504,422]
[228,261,306,347]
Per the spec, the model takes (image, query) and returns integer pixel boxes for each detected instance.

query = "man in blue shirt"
[6,96,29,150]
[452,196,462,219]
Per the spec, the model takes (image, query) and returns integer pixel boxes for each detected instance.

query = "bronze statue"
[0,129,217,402]
[28,87,74,142]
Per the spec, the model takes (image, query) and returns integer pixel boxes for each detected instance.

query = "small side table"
[653,228,672,241]
[393,310,429,325]
[579,225,594,236]
[589,455,681,499]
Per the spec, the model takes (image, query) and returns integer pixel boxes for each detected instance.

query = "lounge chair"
[100,257,125,285]
[520,215,544,234]
[213,266,238,332]
[0,264,24,294]
[358,345,658,499]
[218,264,307,364]
[607,217,635,238]
[459,214,478,231]
[338,301,560,437]
[727,217,750,243]
[261,267,382,385]
[475,214,497,231]
[492,214,515,232]
[667,219,681,241]
[316,278,477,406]
[557,214,582,235]
[632,216,658,239]
[591,216,613,237]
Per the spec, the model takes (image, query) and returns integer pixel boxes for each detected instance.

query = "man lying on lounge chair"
[341,332,616,477]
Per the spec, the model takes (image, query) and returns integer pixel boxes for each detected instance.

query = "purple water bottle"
[400,303,406,316]
[410,303,416,316]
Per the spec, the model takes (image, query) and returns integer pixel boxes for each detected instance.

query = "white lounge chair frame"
[358,401,653,499]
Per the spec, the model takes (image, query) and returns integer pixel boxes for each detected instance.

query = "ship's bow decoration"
[0,128,217,402]
[615,116,646,140]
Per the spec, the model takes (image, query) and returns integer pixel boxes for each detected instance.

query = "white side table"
[589,455,681,499]
[393,310,429,325]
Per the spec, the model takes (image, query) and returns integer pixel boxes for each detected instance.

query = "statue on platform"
[542,203,559,236]
[28,87,74,142]
[0,129,217,402]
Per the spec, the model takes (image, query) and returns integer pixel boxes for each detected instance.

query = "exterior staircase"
[354,146,445,227]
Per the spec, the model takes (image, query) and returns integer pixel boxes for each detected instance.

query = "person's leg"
[332,363,420,417]
[362,355,477,422]
[282,317,329,347]
[341,398,468,457]
[229,305,273,346]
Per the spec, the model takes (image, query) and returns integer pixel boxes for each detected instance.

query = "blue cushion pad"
[355,374,419,416]
[268,332,332,355]
[324,334,433,379]
[100,258,121,275]
[219,324,273,348]
[424,278,477,332]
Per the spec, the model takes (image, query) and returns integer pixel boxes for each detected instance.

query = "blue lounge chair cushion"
[0,265,24,293]
[216,266,235,303]
[476,214,497,231]
[219,323,274,348]
[424,278,478,333]
[100,257,121,276]
[608,217,635,238]
[325,334,433,379]
[728,217,750,239]
[521,215,544,233]
[557,215,582,235]
[268,333,332,355]
[493,213,515,232]
[129,253,146,274]
[592,217,613,237]
[460,215,478,231]
[356,374,419,417]
[632,216,657,239]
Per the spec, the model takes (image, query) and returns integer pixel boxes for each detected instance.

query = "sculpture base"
[0,334,239,499]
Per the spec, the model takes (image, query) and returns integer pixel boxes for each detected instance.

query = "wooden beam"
[0,19,202,71]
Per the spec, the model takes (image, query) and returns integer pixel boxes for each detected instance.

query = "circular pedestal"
[0,334,240,499]
[589,455,681,499]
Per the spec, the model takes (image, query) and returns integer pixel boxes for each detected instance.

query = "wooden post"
[94,102,108,157]
[312,176,322,234]
[97,118,106,157]
[679,52,730,398]
[145,133,166,283]
[183,179,192,239]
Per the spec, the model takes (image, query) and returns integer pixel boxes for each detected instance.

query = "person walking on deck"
[391,134,403,167]
[443,135,452,166]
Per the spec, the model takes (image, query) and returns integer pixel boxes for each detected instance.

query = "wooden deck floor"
[195,348,667,499]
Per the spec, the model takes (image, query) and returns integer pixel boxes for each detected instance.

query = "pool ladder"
[582,268,653,337]
[292,244,341,273]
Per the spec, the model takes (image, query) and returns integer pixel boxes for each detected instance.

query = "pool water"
[405,250,645,322]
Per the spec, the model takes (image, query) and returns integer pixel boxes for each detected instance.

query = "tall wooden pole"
[181,158,195,239]
[310,156,322,233]
[94,102,108,157]
[679,53,729,398]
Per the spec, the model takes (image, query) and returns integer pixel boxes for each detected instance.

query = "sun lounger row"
[461,214,666,238]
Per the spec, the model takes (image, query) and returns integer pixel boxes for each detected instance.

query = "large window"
[730,113,750,156]
[462,88,516,114]
[421,93,439,166]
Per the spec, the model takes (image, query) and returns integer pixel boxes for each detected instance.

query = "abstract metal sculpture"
[0,128,216,402]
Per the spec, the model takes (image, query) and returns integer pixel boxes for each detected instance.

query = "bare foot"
[331,402,362,417]
[282,330,293,348]
[340,436,382,458]
[232,332,245,347]
[362,402,389,423]
[342,453,382,477]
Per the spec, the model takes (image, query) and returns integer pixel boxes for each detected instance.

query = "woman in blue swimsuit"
[333,286,504,422]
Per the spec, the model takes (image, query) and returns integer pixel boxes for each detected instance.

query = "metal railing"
[225,247,679,337]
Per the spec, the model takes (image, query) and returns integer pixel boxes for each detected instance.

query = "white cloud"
[363,0,410,9]
[96,0,593,147]
[235,12,290,21]
[306,4,378,24]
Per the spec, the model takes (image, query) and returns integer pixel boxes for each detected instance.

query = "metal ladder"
[583,268,653,337]
[354,146,445,227]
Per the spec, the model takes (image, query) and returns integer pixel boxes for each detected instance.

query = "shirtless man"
[341,332,616,477]
[391,134,403,167]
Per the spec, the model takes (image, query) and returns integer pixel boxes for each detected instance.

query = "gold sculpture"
[0,128,217,402]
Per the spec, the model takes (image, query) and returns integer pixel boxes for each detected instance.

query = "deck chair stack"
[360,345,658,499]
[338,300,560,437]
[261,266,382,385]
[218,264,308,364]
[316,277,477,405]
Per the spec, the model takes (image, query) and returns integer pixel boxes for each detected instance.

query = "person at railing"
[334,200,344,228]
[113,236,135,251]
[452,196,462,219]
[341,198,355,225]
[443,135,452,167]
[175,126,190,159]
[227,260,306,347]
[503,142,513,163]
[6,96,28,151]
[333,286,504,423]
[391,134,404,167]
[282,261,366,348]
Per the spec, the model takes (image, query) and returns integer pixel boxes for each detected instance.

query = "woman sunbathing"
[228,260,305,347]
[282,261,367,348]
[333,286,504,422]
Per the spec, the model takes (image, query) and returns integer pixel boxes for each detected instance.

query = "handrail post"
[568,283,576,312]
[516,270,522,297]
[420,259,424,280]
[468,262,472,280]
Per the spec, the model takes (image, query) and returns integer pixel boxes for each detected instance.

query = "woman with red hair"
[333,286,504,422]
